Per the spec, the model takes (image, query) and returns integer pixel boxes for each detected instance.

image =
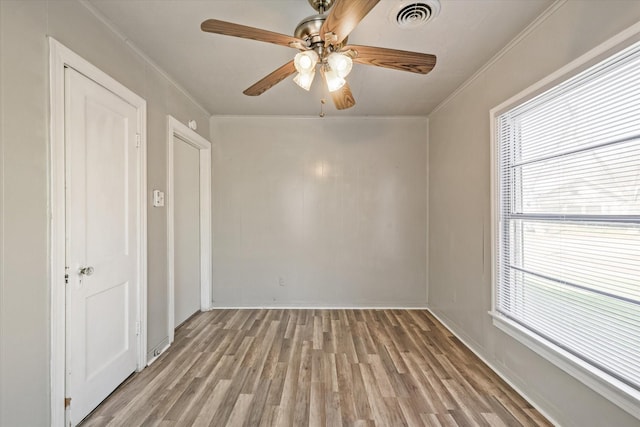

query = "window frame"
[489,24,640,420]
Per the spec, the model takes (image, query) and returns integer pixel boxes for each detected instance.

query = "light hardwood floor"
[81,309,551,426]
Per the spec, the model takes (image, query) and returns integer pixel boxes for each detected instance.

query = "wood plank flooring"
[81,309,551,426]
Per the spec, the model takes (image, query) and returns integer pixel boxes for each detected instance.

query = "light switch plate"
[153,190,165,207]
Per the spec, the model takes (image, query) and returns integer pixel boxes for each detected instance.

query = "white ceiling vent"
[391,1,440,29]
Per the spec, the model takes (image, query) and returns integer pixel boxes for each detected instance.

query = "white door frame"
[167,115,212,344]
[49,38,148,427]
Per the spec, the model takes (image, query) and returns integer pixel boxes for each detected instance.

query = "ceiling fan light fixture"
[327,52,353,78]
[323,66,346,92]
[294,69,316,91]
[294,50,319,73]
[201,0,436,111]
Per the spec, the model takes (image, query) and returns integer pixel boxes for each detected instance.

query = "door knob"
[79,266,94,276]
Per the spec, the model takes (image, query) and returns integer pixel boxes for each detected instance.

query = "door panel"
[86,98,129,260]
[174,136,201,327]
[65,67,139,424]
[85,281,129,380]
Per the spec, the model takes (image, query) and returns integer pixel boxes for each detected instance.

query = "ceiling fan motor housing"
[294,14,325,45]
[294,13,347,55]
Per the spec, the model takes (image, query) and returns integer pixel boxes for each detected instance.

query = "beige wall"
[0,1,210,425]
[428,1,640,426]
[4,0,637,425]
[210,116,428,307]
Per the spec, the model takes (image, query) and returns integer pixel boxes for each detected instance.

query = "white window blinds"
[496,41,640,393]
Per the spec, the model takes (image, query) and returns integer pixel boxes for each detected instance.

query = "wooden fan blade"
[243,61,297,96]
[201,19,307,49]
[344,44,437,74]
[330,81,356,110]
[320,0,380,45]
[320,67,356,110]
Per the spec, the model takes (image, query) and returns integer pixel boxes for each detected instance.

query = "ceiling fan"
[201,0,437,110]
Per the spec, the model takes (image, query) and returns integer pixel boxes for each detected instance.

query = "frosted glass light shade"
[294,50,319,73]
[327,52,353,78]
[324,68,346,92]
[294,70,315,91]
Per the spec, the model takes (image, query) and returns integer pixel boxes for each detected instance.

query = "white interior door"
[65,67,140,424]
[174,136,201,327]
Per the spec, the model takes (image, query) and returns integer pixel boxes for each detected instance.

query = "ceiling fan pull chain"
[319,98,326,117]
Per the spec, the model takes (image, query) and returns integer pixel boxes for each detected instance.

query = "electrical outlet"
[278,277,285,287]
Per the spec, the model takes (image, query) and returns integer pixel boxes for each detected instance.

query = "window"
[492,39,640,416]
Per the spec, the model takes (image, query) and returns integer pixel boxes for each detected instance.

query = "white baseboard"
[209,305,429,310]
[426,307,560,427]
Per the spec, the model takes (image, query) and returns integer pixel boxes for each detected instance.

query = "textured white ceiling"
[85,0,553,116]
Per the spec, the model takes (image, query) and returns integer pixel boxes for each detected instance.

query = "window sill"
[490,311,640,421]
